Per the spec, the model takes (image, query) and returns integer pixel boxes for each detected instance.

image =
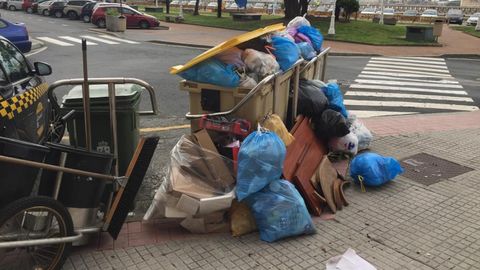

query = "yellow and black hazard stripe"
[0,83,48,120]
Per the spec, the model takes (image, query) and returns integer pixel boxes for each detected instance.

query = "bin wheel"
[0,196,74,270]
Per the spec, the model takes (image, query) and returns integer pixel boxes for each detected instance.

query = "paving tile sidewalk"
[66,111,480,269]
[92,22,480,56]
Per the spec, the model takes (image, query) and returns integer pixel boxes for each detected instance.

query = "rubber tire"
[54,10,62,18]
[0,196,74,270]
[43,9,49,16]
[8,5,16,11]
[96,18,106,28]
[83,14,90,23]
[67,10,77,20]
[139,20,150,29]
[26,7,33,13]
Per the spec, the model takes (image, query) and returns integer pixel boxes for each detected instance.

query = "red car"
[91,6,160,29]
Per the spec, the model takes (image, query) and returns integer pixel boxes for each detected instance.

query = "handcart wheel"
[0,196,74,270]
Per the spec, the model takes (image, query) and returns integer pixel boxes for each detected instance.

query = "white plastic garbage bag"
[326,248,377,270]
[242,49,280,80]
[329,133,359,155]
[348,114,373,151]
[287,16,311,29]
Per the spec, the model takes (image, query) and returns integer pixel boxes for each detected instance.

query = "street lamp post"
[179,0,184,17]
[379,0,384,24]
[328,0,336,35]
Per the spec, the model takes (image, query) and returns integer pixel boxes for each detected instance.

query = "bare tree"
[194,0,200,15]
[284,0,310,21]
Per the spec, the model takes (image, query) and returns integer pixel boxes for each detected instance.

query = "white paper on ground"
[198,189,236,215]
[326,248,377,270]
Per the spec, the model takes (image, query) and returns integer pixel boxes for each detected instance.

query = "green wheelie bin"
[61,84,142,175]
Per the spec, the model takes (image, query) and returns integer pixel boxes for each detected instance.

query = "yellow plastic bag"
[262,114,295,147]
[229,200,257,237]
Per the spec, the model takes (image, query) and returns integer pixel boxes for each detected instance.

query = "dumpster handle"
[47,77,159,116]
[185,74,275,119]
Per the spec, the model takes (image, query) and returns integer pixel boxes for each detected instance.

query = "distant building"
[461,0,480,6]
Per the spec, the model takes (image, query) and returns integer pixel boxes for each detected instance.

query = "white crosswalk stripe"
[345,57,479,118]
[34,35,139,47]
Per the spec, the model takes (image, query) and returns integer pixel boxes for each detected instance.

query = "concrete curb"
[441,54,480,59]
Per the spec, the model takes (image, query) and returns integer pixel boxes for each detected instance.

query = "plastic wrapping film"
[242,49,280,80]
[144,135,235,221]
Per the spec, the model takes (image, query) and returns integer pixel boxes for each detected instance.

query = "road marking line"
[349,84,468,95]
[358,74,459,84]
[97,34,140,44]
[345,91,475,102]
[348,110,419,118]
[368,60,448,69]
[354,79,463,89]
[139,124,190,133]
[37,37,74,46]
[80,35,119,44]
[62,24,69,26]
[364,67,453,77]
[344,100,479,111]
[360,71,453,79]
[366,64,450,73]
[25,46,48,57]
[371,57,446,65]
[59,36,97,45]
[395,56,446,61]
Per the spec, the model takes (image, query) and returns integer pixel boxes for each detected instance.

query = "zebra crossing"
[36,34,140,47]
[344,57,479,118]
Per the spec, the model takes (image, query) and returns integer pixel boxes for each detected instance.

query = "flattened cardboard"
[198,189,235,215]
[193,129,235,189]
[164,206,189,218]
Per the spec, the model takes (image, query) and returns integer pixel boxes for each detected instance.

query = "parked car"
[206,2,217,8]
[403,9,417,17]
[466,12,479,26]
[186,0,195,7]
[38,0,53,15]
[6,0,23,10]
[63,0,90,19]
[0,18,31,52]
[361,7,376,15]
[30,0,49,13]
[23,0,37,13]
[421,9,438,18]
[48,0,67,17]
[377,8,394,16]
[0,0,7,9]
[79,1,95,22]
[91,6,160,29]
[446,9,463,24]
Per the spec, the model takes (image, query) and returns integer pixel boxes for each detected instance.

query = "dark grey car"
[446,9,463,24]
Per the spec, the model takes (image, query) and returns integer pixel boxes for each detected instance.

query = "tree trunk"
[194,0,200,15]
[284,0,300,21]
[166,0,170,14]
[217,0,222,18]
[300,0,309,16]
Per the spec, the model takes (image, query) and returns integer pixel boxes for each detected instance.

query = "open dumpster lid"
[169,23,285,75]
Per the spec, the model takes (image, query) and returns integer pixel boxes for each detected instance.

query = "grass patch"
[143,8,437,45]
[450,25,480,38]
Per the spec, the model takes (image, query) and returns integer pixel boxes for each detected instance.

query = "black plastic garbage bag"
[298,79,328,118]
[313,109,350,140]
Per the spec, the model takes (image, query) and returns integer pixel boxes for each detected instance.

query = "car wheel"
[43,9,49,16]
[8,5,15,11]
[83,14,90,23]
[139,20,150,29]
[26,7,33,13]
[96,18,106,28]
[67,10,77,19]
[55,10,62,18]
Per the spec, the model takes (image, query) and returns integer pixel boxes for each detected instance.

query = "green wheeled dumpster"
[61,84,141,175]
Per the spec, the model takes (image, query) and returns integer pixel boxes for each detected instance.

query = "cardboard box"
[180,211,229,233]
[176,194,200,215]
[192,129,235,190]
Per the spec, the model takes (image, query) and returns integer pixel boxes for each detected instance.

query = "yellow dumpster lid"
[170,23,285,75]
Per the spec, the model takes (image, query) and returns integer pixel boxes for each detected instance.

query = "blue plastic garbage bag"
[297,26,324,52]
[245,180,316,242]
[322,82,348,118]
[297,42,316,61]
[236,130,286,201]
[350,152,404,187]
[271,36,300,71]
[179,58,240,88]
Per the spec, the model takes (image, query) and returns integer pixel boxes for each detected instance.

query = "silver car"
[6,0,22,11]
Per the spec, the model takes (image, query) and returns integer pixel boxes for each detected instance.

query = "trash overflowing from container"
[145,17,404,243]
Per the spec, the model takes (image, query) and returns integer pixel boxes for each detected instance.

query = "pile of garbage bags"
[177,16,324,89]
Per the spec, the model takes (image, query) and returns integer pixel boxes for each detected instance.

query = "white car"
[421,9,438,17]
[187,0,196,6]
[207,2,217,8]
[227,2,238,8]
[466,12,480,26]
[6,0,22,11]
[38,0,53,15]
[170,0,179,5]
[361,7,376,15]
